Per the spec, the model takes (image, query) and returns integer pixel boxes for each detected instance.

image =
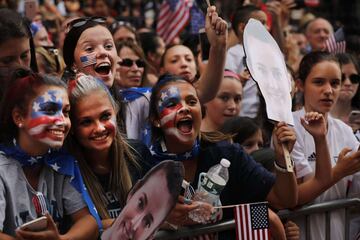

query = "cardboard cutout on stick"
[243,18,294,126]
[244,19,294,172]
[101,160,184,240]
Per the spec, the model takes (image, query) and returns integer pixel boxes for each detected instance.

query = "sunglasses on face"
[66,17,106,33]
[119,58,146,68]
[342,73,360,84]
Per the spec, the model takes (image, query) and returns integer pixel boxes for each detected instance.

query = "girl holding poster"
[148,74,298,239]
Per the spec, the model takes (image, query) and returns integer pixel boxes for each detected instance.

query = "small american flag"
[156,0,190,45]
[189,1,205,34]
[80,53,97,67]
[234,202,269,240]
[325,27,346,54]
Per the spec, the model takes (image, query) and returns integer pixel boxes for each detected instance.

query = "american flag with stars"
[156,0,190,44]
[234,202,269,240]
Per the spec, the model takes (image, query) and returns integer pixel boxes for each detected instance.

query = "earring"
[18,123,23,128]
[156,123,161,128]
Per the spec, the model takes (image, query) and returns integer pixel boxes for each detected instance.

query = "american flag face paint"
[27,89,69,148]
[157,84,200,143]
[80,53,97,68]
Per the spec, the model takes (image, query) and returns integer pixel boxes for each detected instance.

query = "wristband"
[274,159,294,173]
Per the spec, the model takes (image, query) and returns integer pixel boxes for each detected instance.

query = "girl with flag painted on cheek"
[27,89,71,149]
[0,68,99,239]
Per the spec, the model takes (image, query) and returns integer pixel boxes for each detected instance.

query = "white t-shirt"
[225,44,259,118]
[291,108,360,240]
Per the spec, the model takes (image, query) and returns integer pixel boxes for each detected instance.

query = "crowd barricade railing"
[155,198,360,240]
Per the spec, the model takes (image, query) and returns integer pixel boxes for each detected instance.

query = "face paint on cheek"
[28,90,67,148]
[105,116,117,136]
[80,53,97,68]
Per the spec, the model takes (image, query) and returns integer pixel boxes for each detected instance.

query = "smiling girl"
[67,75,154,229]
[0,68,98,239]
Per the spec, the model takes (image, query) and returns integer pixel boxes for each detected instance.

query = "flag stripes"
[157,0,190,44]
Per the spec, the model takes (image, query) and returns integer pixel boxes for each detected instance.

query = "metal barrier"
[155,198,360,240]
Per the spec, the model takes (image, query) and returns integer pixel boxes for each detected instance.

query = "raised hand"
[300,112,327,140]
[205,6,227,47]
[273,121,297,156]
[333,148,360,180]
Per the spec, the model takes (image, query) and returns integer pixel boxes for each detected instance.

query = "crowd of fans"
[0,0,359,239]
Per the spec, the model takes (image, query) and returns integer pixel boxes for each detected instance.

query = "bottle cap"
[220,158,230,168]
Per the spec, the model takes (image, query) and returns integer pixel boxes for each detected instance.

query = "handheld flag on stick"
[156,0,190,44]
[234,202,269,240]
[325,27,346,54]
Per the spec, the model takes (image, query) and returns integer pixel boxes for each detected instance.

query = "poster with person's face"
[243,18,294,126]
[101,161,184,240]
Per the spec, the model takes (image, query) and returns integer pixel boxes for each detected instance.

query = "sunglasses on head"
[120,58,146,68]
[342,73,360,84]
[109,20,136,33]
[66,17,106,32]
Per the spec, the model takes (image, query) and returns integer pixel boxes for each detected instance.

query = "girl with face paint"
[67,74,154,230]
[0,68,99,239]
[149,74,298,239]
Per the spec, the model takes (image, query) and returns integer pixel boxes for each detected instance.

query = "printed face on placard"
[244,19,293,125]
[22,86,70,149]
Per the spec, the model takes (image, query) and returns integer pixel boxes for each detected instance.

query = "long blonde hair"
[68,75,139,219]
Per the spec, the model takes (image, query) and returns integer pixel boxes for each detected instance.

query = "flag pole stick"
[213,204,240,209]
[206,0,211,7]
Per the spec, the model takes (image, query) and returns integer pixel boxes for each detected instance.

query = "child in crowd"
[148,74,298,239]
[67,74,154,229]
[0,68,98,239]
[201,70,243,132]
[291,51,360,240]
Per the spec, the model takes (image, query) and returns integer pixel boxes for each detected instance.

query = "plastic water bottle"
[189,158,230,223]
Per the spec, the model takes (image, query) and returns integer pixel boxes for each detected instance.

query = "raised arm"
[266,122,298,209]
[196,6,227,104]
[296,112,333,205]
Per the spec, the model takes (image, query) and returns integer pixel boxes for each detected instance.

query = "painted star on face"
[160,91,168,102]
[43,92,53,102]
[168,86,178,95]
[184,151,192,159]
[50,162,60,171]
[33,102,40,112]
[53,91,62,102]
[28,157,38,165]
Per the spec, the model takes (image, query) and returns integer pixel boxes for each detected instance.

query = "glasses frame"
[109,20,136,34]
[66,16,107,34]
[119,58,146,68]
[342,73,360,84]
